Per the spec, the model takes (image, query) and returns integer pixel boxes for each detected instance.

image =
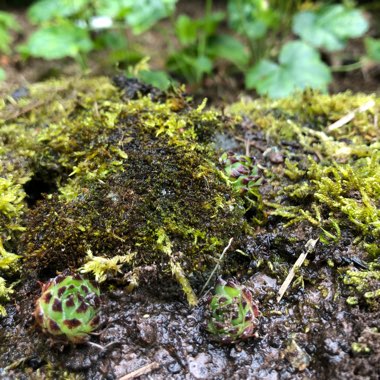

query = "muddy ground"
[1,221,379,379]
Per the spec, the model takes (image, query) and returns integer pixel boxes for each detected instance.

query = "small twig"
[4,357,28,371]
[200,237,233,296]
[118,361,160,380]
[327,99,375,132]
[277,238,318,303]
[330,61,363,73]
[87,341,119,351]
[245,139,250,156]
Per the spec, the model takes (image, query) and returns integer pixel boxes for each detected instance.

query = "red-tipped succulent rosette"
[219,152,262,194]
[34,273,101,343]
[206,278,260,344]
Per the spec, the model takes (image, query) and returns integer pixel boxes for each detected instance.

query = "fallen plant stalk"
[118,361,160,380]
[327,99,375,132]
[277,238,319,303]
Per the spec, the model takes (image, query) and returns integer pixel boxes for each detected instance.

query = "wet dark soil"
[1,232,379,379]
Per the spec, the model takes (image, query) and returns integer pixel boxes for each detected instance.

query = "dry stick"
[327,99,375,132]
[200,237,233,296]
[118,362,160,380]
[277,238,319,303]
[245,139,250,156]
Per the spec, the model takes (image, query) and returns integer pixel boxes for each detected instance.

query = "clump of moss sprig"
[0,177,25,315]
[227,91,380,305]
[343,264,380,307]
[80,249,136,283]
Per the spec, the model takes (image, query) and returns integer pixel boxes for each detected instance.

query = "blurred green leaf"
[199,11,225,36]
[167,52,212,83]
[107,49,144,66]
[246,41,331,98]
[0,11,19,54]
[175,12,224,46]
[96,0,177,28]
[0,11,19,30]
[28,0,91,23]
[19,23,93,59]
[0,68,5,82]
[227,0,278,40]
[193,55,213,78]
[124,0,177,35]
[293,5,369,52]
[138,70,172,90]
[365,37,380,62]
[0,28,12,55]
[175,15,198,46]
[94,0,130,18]
[207,34,249,68]
[94,30,127,50]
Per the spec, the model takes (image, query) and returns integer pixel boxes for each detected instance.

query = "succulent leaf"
[34,273,101,343]
[206,278,259,343]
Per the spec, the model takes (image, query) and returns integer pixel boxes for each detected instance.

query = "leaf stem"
[331,61,362,72]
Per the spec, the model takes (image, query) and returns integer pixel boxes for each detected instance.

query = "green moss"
[227,91,380,304]
[351,342,371,355]
[2,78,380,308]
[0,177,25,314]
[343,266,380,306]
[0,77,246,306]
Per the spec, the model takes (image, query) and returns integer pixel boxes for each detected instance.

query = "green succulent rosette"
[206,278,260,344]
[34,273,101,343]
[219,152,262,195]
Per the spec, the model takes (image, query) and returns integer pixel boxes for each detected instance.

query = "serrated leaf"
[246,41,331,98]
[365,37,380,62]
[207,34,249,68]
[293,5,369,52]
[28,0,91,23]
[19,23,93,59]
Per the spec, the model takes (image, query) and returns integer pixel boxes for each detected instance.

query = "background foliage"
[0,0,380,97]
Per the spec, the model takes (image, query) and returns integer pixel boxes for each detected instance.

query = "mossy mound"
[1,77,246,306]
[22,125,246,299]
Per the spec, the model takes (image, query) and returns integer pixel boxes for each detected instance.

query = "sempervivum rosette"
[34,273,101,343]
[219,152,262,195]
[206,278,260,344]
